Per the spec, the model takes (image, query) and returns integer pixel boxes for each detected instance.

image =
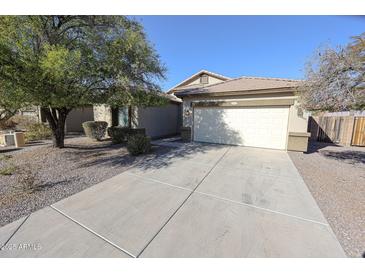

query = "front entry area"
[193,106,290,150]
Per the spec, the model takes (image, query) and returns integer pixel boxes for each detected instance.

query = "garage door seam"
[194,191,329,226]
[50,205,136,258]
[136,147,231,258]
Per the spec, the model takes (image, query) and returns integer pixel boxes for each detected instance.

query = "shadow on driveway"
[74,142,228,171]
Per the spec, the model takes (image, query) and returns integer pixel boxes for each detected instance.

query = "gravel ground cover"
[0,136,171,227]
[289,142,365,258]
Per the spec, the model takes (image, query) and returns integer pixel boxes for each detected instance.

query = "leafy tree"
[299,33,365,112]
[0,91,17,124]
[0,82,26,125]
[0,16,166,147]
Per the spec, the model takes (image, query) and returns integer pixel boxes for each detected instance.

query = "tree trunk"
[128,106,135,128]
[42,107,71,148]
[128,105,132,128]
[52,116,66,148]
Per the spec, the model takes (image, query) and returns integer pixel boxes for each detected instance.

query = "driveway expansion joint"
[127,152,328,228]
[194,191,329,227]
[136,147,231,258]
[49,205,136,258]
[0,214,30,251]
[125,172,193,192]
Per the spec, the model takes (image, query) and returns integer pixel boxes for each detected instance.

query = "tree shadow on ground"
[72,108,243,170]
[73,143,226,170]
[320,150,365,165]
[37,177,76,191]
[134,143,229,170]
[0,147,21,153]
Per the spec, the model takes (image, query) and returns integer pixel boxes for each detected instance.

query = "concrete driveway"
[0,143,345,257]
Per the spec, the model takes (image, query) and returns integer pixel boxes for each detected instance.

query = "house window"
[118,106,129,127]
[111,106,129,127]
[200,74,209,84]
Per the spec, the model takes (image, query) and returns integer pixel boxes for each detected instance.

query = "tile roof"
[175,76,302,96]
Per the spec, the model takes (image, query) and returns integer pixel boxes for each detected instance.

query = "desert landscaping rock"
[289,142,365,258]
[0,136,170,227]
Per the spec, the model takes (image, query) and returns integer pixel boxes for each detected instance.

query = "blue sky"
[134,16,365,91]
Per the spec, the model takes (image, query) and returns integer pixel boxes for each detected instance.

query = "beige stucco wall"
[136,103,181,138]
[288,100,310,132]
[65,107,94,133]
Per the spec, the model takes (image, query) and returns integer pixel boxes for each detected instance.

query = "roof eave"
[175,86,298,98]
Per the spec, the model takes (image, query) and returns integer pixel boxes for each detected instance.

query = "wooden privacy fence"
[352,117,365,146]
[309,115,365,146]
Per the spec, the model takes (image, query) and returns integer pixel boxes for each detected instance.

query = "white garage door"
[193,106,289,149]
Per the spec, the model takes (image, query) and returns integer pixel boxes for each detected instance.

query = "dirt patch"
[0,136,171,227]
[289,142,365,258]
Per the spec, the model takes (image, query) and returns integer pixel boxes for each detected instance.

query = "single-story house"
[93,94,182,139]
[2,106,94,133]
[168,70,310,152]
[9,93,182,139]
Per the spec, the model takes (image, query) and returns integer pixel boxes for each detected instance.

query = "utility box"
[0,132,25,147]
[4,134,15,146]
[287,132,311,152]
[14,132,25,147]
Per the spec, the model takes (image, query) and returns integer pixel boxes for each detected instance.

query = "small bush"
[0,154,12,161]
[0,165,16,176]
[0,154,15,175]
[107,127,146,144]
[82,121,108,141]
[0,118,17,130]
[24,123,52,142]
[107,126,130,144]
[127,134,151,156]
[14,164,39,193]
[128,128,146,138]
[11,115,37,130]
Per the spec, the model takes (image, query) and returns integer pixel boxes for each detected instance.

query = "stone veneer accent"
[93,104,112,127]
[181,126,191,142]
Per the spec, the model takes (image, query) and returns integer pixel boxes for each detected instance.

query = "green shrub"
[0,154,12,161]
[0,165,16,176]
[107,126,130,144]
[107,127,146,144]
[127,134,151,156]
[25,123,52,142]
[128,128,146,138]
[82,121,108,141]
[0,155,15,176]
[16,164,39,193]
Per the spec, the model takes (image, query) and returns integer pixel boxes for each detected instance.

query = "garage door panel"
[193,106,289,150]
